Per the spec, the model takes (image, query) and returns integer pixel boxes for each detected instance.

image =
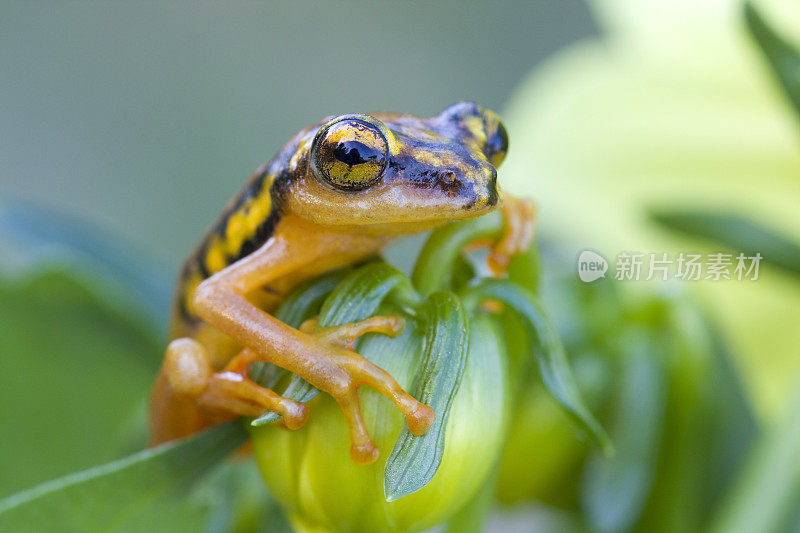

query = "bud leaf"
[461,279,612,453]
[384,291,470,501]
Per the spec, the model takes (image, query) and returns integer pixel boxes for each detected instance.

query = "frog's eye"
[483,116,508,168]
[311,118,389,191]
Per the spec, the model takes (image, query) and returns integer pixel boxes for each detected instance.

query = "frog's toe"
[406,402,435,436]
[187,349,309,430]
[335,389,379,465]
[346,356,434,436]
[298,316,433,463]
[300,315,406,348]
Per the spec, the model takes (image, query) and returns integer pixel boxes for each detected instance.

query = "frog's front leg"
[191,232,434,465]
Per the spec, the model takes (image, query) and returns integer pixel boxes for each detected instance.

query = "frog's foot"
[164,339,308,430]
[299,315,435,465]
[487,195,537,275]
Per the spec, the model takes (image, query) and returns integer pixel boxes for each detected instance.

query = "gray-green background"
[1,1,593,270]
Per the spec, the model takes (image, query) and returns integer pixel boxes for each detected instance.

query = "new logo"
[577,250,608,282]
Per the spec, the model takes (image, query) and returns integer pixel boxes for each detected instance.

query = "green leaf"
[384,292,470,501]
[699,322,758,510]
[202,460,293,533]
[411,212,504,296]
[651,210,800,277]
[461,279,611,453]
[274,268,352,328]
[710,373,800,532]
[507,240,541,295]
[0,201,172,331]
[745,2,800,124]
[318,262,417,327]
[0,423,248,532]
[0,270,160,499]
[636,300,717,532]
[581,330,666,532]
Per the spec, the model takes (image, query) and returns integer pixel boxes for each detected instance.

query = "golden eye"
[311,118,389,190]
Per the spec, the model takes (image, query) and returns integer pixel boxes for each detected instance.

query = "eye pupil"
[333,140,381,167]
[312,118,389,190]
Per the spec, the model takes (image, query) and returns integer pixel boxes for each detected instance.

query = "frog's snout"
[486,166,499,205]
[479,165,500,209]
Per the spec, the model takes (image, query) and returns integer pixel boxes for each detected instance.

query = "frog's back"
[169,128,311,341]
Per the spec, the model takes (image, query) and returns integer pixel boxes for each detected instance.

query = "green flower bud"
[251,313,508,533]
[246,220,604,532]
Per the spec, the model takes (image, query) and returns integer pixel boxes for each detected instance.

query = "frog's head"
[283,102,507,233]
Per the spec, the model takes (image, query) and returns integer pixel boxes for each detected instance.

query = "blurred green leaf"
[637,302,715,532]
[710,376,800,533]
[0,202,172,332]
[0,270,160,498]
[0,423,247,532]
[651,210,800,276]
[384,292,470,502]
[203,460,292,533]
[699,319,758,512]
[461,279,611,453]
[745,2,800,124]
[507,240,541,295]
[581,330,666,532]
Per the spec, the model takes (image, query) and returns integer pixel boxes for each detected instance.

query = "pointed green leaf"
[0,423,247,532]
[384,292,470,501]
[745,2,800,124]
[461,279,611,453]
[650,210,800,276]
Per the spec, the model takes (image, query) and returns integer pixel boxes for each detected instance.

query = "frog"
[149,102,535,465]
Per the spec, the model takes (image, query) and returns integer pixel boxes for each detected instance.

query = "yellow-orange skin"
[149,102,516,464]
